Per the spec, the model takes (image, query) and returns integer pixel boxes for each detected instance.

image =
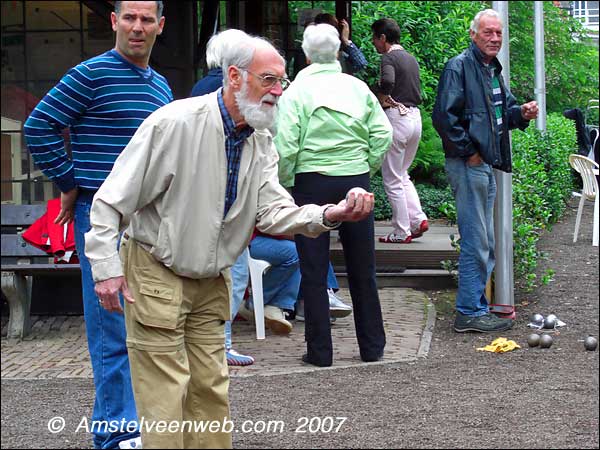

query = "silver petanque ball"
[345,187,368,202]
[543,316,557,329]
[584,336,598,351]
[530,313,544,325]
[527,334,541,347]
[539,334,553,349]
[546,313,558,323]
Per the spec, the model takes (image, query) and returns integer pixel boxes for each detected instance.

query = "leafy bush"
[510,113,577,291]
[410,111,446,187]
[371,173,453,221]
[371,172,392,221]
[415,183,454,219]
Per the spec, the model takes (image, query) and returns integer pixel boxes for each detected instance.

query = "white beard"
[234,82,278,130]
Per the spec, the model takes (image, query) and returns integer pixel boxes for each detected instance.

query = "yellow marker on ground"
[476,337,521,353]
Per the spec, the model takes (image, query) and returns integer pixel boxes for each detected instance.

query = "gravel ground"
[1,200,598,449]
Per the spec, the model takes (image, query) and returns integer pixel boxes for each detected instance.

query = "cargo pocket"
[133,272,182,330]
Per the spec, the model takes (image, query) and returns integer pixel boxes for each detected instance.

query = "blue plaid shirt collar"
[217,89,254,142]
[217,89,254,218]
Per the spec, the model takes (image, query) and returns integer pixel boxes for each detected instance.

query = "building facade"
[558,0,599,44]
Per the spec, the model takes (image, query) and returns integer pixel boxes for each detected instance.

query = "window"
[572,1,600,27]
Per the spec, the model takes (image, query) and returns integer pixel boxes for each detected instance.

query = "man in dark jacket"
[432,9,538,333]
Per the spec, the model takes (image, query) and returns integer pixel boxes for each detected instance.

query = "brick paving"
[1,287,431,380]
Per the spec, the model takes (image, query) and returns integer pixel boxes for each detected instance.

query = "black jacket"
[432,43,530,173]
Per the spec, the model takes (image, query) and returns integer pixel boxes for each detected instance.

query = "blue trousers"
[249,235,300,311]
[224,249,249,350]
[74,195,139,449]
[445,158,496,317]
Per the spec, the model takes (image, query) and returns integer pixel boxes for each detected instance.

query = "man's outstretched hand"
[324,187,374,223]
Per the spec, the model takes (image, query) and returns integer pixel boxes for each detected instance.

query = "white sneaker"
[118,437,142,449]
[328,289,352,318]
[264,305,293,335]
[296,298,336,323]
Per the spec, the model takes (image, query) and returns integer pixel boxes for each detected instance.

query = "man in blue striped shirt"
[24,2,172,448]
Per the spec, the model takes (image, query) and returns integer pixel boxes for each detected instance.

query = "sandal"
[411,220,429,239]
[378,233,412,244]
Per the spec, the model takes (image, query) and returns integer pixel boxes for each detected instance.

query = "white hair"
[221,35,285,87]
[470,9,502,33]
[234,72,279,130]
[205,29,248,69]
[301,23,340,64]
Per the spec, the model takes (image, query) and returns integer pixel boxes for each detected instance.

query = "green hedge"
[511,113,577,290]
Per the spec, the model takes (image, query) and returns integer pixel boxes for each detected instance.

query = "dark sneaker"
[454,312,514,333]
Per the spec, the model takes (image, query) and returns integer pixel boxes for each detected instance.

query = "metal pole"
[491,1,514,312]
[534,1,547,132]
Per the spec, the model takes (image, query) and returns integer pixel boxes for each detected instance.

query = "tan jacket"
[85,91,334,282]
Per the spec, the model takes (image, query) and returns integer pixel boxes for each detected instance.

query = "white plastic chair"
[247,253,271,339]
[589,127,599,161]
[569,154,599,246]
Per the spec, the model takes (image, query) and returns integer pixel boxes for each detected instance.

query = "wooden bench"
[1,204,80,339]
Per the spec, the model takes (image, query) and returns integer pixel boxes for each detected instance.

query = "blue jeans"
[445,158,496,317]
[249,236,300,312]
[327,263,339,290]
[225,249,249,350]
[74,196,139,449]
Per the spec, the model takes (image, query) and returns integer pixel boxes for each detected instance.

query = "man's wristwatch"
[322,205,341,228]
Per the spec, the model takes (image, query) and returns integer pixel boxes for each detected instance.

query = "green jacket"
[274,62,392,188]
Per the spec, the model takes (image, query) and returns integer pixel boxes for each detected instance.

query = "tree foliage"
[507,1,599,113]
[351,1,485,110]
[347,1,598,114]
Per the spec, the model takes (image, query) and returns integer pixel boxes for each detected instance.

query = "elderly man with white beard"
[83,30,375,450]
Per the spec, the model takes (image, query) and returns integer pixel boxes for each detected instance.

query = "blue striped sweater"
[24,49,173,193]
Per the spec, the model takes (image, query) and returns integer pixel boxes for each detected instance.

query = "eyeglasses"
[242,69,290,90]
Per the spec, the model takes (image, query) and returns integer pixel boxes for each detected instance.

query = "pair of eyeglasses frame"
[242,69,290,90]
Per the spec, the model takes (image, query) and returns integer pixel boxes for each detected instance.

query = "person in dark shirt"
[371,18,429,244]
[432,9,538,333]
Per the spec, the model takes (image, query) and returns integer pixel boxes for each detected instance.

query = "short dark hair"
[314,13,338,29]
[114,1,164,19]
[371,18,401,44]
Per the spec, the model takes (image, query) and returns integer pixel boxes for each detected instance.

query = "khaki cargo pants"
[120,237,232,449]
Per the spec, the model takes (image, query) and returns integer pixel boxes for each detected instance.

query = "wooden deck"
[330,223,459,289]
